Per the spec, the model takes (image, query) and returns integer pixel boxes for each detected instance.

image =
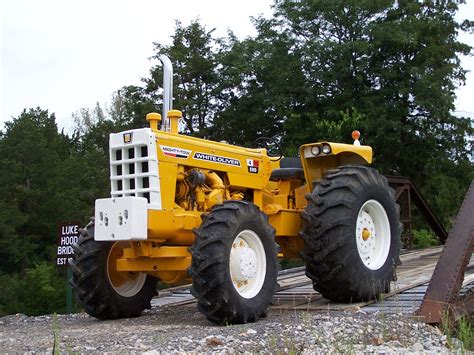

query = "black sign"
[56,222,80,267]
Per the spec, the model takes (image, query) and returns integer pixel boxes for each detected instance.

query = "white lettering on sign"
[57,245,75,255]
[60,236,78,245]
[56,222,80,267]
[61,225,78,235]
[57,257,68,265]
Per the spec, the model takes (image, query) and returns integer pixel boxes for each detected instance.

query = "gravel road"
[0,304,461,353]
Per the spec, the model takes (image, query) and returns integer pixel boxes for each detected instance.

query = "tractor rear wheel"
[301,166,401,302]
[69,221,157,319]
[189,201,279,324]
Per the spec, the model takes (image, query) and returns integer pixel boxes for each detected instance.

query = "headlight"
[311,145,320,156]
[322,144,331,154]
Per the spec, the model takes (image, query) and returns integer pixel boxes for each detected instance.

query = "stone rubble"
[0,305,465,353]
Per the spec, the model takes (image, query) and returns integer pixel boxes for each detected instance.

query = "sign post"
[56,222,80,314]
[66,268,73,314]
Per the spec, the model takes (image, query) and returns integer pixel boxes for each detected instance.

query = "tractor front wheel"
[69,221,157,319]
[301,166,401,302]
[189,201,279,324]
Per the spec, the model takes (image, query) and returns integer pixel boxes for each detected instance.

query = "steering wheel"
[255,136,283,160]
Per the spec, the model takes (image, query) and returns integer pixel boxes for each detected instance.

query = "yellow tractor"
[70,56,401,324]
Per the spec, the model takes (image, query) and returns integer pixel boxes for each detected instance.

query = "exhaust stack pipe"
[159,54,173,131]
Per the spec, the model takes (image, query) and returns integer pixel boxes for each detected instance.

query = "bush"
[412,229,440,249]
[0,262,67,316]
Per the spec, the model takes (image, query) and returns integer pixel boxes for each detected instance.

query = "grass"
[336,336,356,353]
[267,333,278,349]
[457,316,473,350]
[440,309,473,351]
[265,331,303,354]
[376,294,389,339]
[152,334,168,345]
[283,335,304,355]
[300,311,312,326]
[440,310,453,346]
[51,313,61,355]
[51,313,79,355]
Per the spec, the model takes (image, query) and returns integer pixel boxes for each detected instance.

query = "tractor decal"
[246,159,259,173]
[123,132,133,144]
[193,152,241,167]
[160,145,191,159]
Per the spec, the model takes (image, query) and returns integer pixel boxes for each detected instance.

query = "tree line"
[0,0,472,316]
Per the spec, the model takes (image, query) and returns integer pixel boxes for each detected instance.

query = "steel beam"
[416,181,474,323]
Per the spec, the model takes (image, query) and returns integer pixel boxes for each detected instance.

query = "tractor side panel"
[269,210,301,237]
[155,133,273,186]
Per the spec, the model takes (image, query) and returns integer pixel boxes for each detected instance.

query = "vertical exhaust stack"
[159,54,173,132]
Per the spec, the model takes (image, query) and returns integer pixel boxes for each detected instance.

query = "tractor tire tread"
[69,222,157,320]
[189,200,278,324]
[301,165,401,302]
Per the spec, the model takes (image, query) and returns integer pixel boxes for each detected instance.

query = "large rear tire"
[301,166,401,302]
[69,221,158,319]
[189,201,278,324]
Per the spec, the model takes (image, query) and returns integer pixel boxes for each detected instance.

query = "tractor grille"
[109,129,161,209]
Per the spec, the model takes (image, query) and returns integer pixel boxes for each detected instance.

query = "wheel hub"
[230,240,258,281]
[362,228,371,241]
[357,211,376,254]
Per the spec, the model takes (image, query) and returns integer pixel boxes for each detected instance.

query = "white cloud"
[455,1,474,120]
[1,0,273,130]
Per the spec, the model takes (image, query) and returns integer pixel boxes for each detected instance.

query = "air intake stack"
[159,54,173,132]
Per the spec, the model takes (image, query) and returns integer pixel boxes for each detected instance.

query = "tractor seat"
[279,157,302,169]
[270,157,304,181]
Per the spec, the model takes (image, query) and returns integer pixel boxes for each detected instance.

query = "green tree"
[108,86,159,130]
[0,108,71,272]
[72,102,106,136]
[0,108,101,274]
[71,103,118,206]
[0,107,112,316]
[224,0,473,224]
[366,0,473,178]
[148,20,223,136]
[247,0,473,173]
[210,19,306,147]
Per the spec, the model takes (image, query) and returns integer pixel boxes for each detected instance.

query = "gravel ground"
[0,305,463,353]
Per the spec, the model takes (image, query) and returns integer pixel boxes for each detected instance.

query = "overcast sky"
[1,0,473,133]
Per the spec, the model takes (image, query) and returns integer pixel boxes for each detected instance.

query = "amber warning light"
[352,130,361,146]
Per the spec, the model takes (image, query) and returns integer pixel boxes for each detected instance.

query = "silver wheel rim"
[355,200,391,270]
[229,230,266,299]
[107,242,147,297]
[110,272,146,297]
